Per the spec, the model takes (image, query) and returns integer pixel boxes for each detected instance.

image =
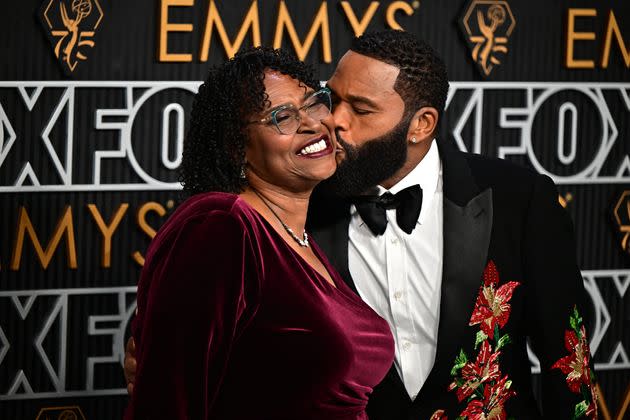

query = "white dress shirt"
[349,140,443,400]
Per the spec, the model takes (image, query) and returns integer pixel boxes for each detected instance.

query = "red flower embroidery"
[459,375,516,420]
[551,326,591,393]
[551,307,598,419]
[469,261,520,339]
[445,261,518,419]
[429,409,448,420]
[449,341,501,402]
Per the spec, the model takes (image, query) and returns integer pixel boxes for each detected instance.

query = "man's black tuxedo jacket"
[307,141,593,419]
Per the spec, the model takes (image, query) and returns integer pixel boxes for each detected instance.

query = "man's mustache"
[334,129,349,152]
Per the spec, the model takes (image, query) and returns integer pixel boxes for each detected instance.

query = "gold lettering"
[200,0,261,61]
[159,0,194,62]
[10,206,77,270]
[132,202,167,266]
[88,204,129,268]
[273,1,331,63]
[340,1,380,37]
[386,1,413,31]
[601,10,630,68]
[566,8,597,68]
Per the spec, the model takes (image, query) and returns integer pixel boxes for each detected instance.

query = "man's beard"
[319,115,410,197]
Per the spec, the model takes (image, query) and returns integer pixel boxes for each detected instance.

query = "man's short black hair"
[350,30,449,118]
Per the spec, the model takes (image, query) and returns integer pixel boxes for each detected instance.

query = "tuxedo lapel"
[307,198,358,293]
[435,190,493,371]
[413,142,493,411]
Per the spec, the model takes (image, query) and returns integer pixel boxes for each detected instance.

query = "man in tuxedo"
[125,30,597,419]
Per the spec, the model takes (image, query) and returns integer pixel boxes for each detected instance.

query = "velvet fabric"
[124,192,395,420]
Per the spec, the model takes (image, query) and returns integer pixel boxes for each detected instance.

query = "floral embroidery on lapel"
[450,341,501,402]
[551,306,598,419]
[468,260,520,339]
[459,375,516,420]
[438,260,520,420]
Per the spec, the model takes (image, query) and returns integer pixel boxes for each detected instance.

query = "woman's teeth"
[299,139,327,155]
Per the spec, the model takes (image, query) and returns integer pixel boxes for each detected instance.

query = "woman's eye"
[305,101,324,111]
[275,112,292,122]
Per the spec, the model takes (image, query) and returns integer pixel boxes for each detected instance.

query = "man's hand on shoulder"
[124,337,136,395]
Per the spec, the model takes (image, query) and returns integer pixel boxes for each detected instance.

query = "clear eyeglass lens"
[275,108,299,134]
[273,89,331,135]
[304,92,331,120]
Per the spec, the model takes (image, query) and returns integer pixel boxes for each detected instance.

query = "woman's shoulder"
[147,192,256,260]
[163,191,258,234]
[179,191,239,212]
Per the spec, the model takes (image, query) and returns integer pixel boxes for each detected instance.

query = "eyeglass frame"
[248,87,332,135]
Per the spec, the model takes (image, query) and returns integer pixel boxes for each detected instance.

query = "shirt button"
[403,341,412,351]
[390,237,399,244]
[394,291,403,300]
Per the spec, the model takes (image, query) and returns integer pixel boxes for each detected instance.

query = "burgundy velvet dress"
[124,192,394,420]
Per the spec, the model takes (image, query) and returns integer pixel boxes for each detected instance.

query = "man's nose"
[331,105,350,131]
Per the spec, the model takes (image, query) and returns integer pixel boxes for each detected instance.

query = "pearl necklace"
[252,189,309,247]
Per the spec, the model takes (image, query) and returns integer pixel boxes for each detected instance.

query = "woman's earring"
[410,137,418,144]
[240,162,247,179]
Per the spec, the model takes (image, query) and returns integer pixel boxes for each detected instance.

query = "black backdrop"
[1,1,629,419]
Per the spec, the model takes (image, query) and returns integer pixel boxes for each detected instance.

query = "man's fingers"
[126,336,136,355]
[124,355,136,382]
[124,337,137,387]
[127,382,134,396]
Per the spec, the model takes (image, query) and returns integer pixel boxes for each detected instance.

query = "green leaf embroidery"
[451,349,468,376]
[496,334,512,351]
[569,306,583,334]
[572,400,588,419]
[475,330,488,349]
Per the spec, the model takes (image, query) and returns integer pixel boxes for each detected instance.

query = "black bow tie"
[352,185,423,236]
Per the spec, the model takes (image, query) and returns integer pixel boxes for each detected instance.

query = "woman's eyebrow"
[268,90,316,111]
[302,89,316,100]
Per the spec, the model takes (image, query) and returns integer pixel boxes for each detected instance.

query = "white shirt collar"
[374,139,442,225]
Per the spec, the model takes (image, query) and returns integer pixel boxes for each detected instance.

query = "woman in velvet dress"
[124,47,394,420]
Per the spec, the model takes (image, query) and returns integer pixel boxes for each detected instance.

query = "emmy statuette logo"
[36,406,86,420]
[460,0,516,77]
[39,0,104,74]
[613,191,630,256]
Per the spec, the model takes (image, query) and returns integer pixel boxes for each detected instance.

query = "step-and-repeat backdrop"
[1,1,629,419]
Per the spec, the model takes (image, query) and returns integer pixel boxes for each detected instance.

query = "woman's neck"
[240,177,312,235]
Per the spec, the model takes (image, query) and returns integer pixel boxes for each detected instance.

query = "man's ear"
[406,106,439,143]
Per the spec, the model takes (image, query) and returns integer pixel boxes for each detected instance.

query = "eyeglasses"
[249,88,332,135]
